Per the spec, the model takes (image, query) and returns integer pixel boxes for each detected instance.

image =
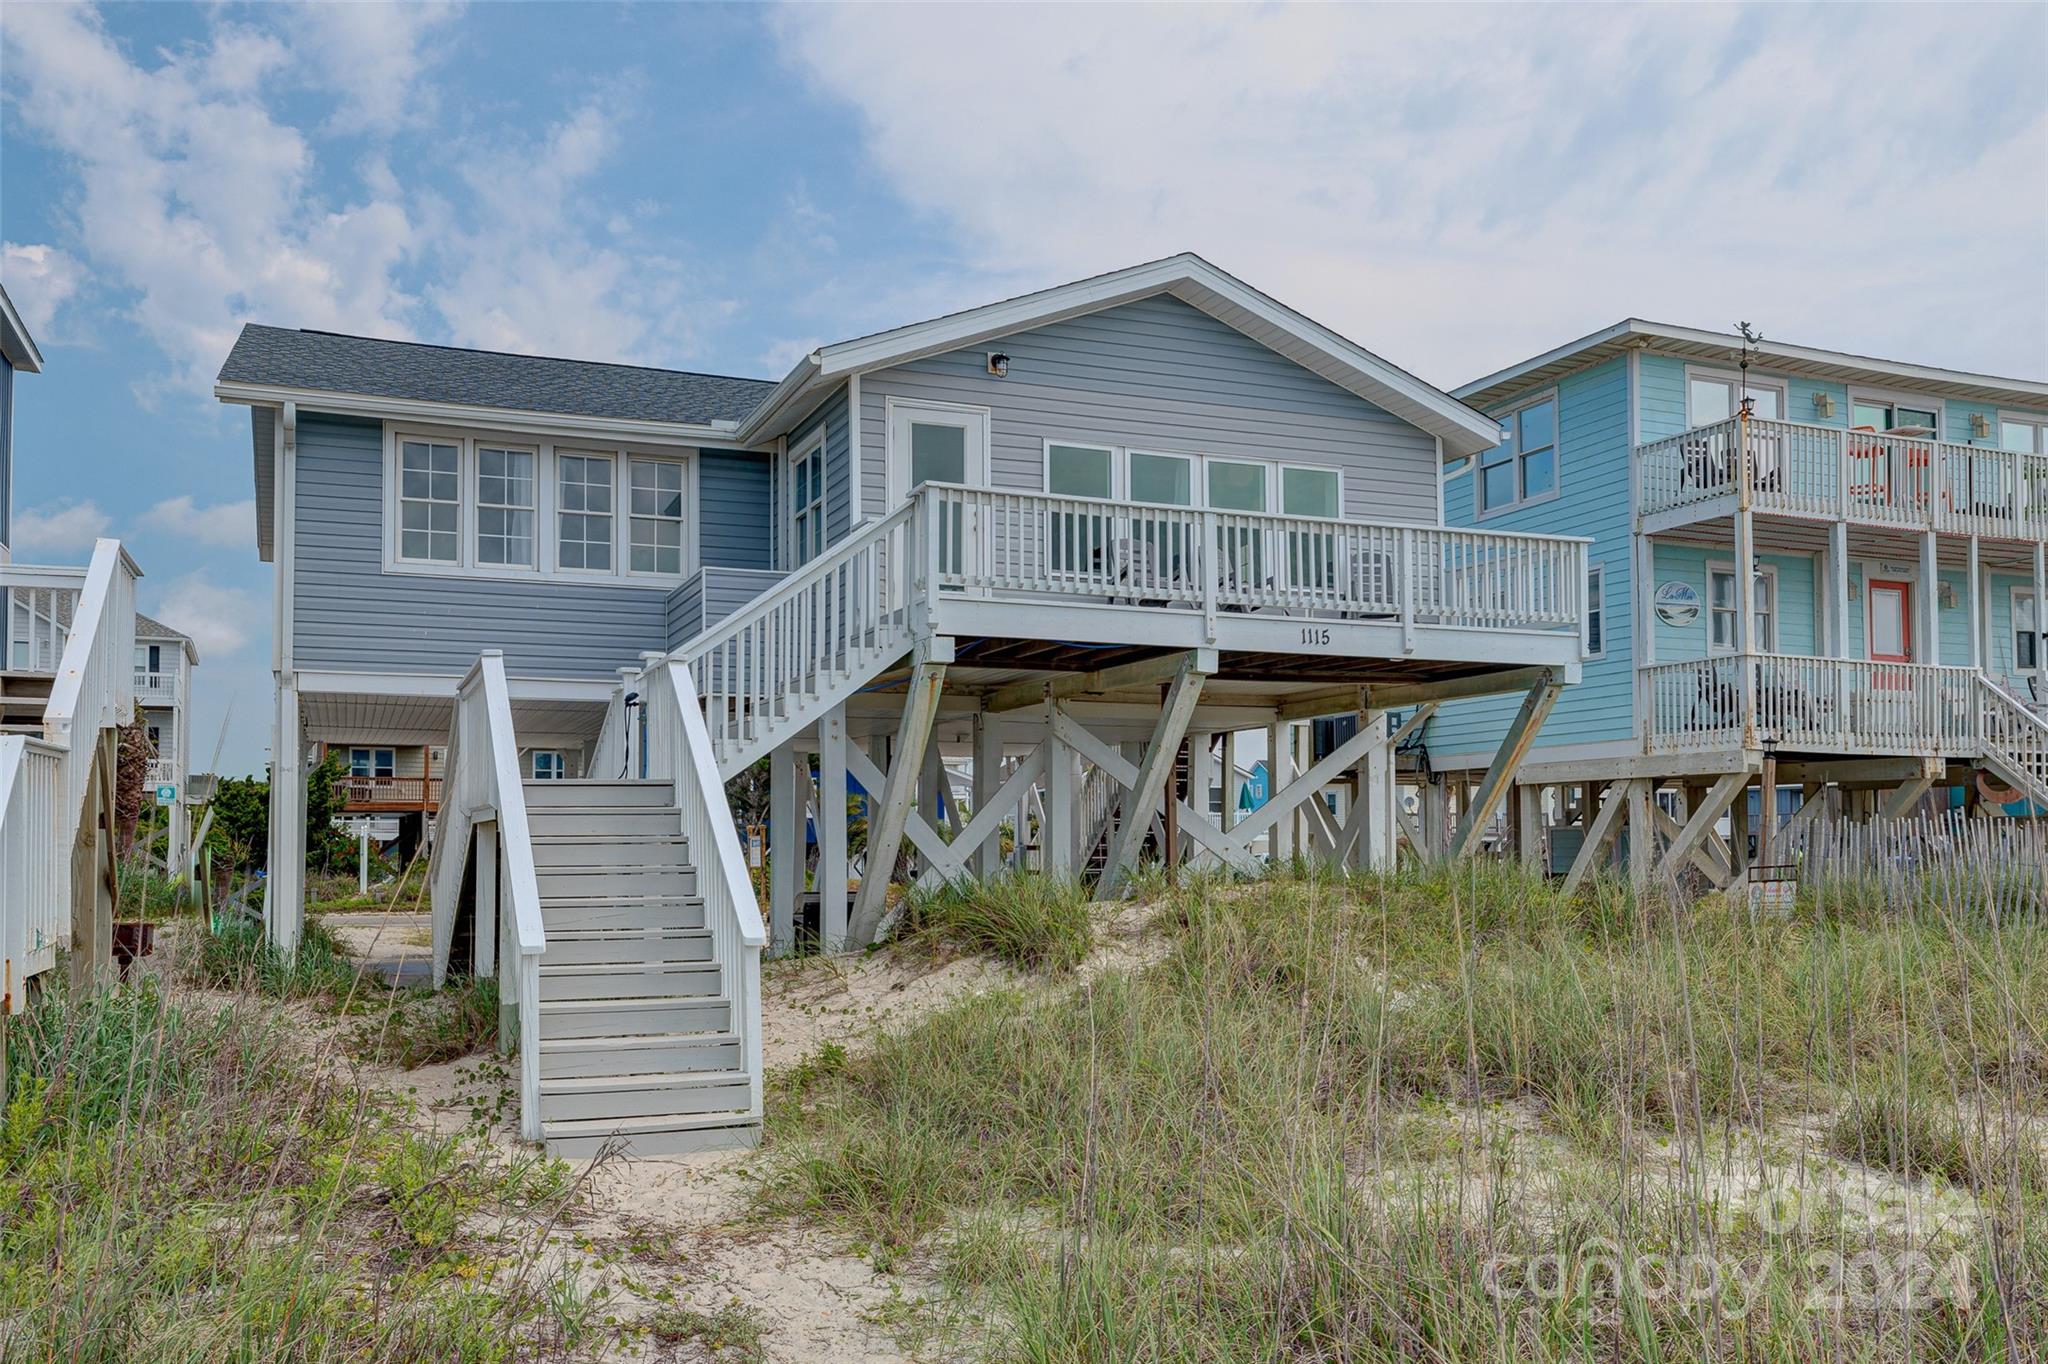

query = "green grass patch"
[897,873,1094,972]
[0,977,592,1361]
[762,864,2046,1361]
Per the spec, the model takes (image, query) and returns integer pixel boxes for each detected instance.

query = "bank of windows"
[1478,393,1557,516]
[349,748,396,780]
[1708,563,1777,653]
[1850,397,1939,436]
[392,434,688,582]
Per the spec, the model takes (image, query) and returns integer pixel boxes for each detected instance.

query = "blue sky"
[3,2,2044,773]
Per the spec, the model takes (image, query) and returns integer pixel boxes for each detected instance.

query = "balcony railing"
[923,484,1588,638]
[1643,653,1980,756]
[1638,415,2048,540]
[335,775,443,810]
[134,670,179,705]
[144,758,177,790]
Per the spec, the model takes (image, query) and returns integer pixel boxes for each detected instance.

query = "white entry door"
[889,401,991,586]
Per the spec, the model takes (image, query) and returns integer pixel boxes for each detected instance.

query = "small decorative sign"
[1654,581,1702,628]
[154,782,177,807]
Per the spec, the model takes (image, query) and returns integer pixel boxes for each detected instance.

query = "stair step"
[541,1111,761,1158]
[537,995,731,1040]
[541,895,705,932]
[539,1068,753,1124]
[538,1031,744,1080]
[527,807,681,837]
[536,865,697,899]
[538,928,713,966]
[537,961,723,1002]
[523,779,673,808]
[529,835,689,869]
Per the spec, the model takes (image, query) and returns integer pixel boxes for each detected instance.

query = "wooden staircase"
[524,777,757,1156]
[1977,676,2048,809]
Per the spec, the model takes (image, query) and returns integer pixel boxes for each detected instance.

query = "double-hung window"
[1585,564,1606,657]
[790,432,826,567]
[2016,589,2040,676]
[557,453,615,571]
[399,440,461,563]
[629,458,684,575]
[1709,564,1775,653]
[531,750,566,780]
[475,446,536,567]
[1480,395,1558,515]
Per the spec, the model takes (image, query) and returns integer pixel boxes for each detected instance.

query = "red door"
[1868,579,1912,694]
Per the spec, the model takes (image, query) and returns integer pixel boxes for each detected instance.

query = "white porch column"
[1919,530,1940,667]
[1186,730,1214,865]
[1266,718,1292,859]
[266,674,305,953]
[971,707,1003,877]
[1043,705,1075,876]
[1221,730,1241,831]
[1829,522,1851,658]
[1362,712,1395,871]
[2035,539,2047,703]
[768,740,802,955]
[1967,535,1983,671]
[818,710,849,953]
[1734,501,1758,741]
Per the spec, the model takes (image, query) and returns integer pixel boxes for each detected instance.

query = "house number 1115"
[1300,626,1331,647]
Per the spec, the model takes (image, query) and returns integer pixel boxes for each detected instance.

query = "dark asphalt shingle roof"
[218,325,779,426]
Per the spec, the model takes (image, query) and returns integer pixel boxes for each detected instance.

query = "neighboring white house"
[134,612,199,866]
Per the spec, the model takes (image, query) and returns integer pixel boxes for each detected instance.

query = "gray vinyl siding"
[782,386,855,569]
[697,449,773,570]
[664,567,782,649]
[291,412,666,677]
[856,295,1441,524]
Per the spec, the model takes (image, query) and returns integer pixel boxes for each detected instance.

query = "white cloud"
[147,571,260,660]
[772,5,2048,385]
[11,500,111,555]
[284,2,464,134]
[0,243,86,340]
[758,336,822,374]
[141,495,258,549]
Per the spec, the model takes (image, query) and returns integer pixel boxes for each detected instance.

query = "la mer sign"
[1654,581,1702,628]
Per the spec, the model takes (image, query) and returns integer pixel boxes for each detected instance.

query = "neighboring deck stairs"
[1977,677,2048,809]
[524,778,758,1156]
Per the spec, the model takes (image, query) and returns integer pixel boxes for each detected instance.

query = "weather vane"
[1734,322,1764,415]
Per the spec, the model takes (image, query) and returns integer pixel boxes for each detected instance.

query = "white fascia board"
[212,382,763,449]
[0,285,44,372]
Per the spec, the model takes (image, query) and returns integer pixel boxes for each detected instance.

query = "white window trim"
[1118,447,1347,519]
[2010,584,2039,676]
[1585,561,1606,659]
[1475,387,1561,521]
[530,749,567,780]
[1844,386,1947,436]
[394,434,463,568]
[625,453,689,579]
[883,395,992,504]
[1040,438,1121,501]
[472,441,539,573]
[1278,462,1345,520]
[349,746,396,778]
[1682,364,1789,427]
[1706,558,1778,654]
[788,424,828,568]
[1995,410,2048,454]
[379,422,698,589]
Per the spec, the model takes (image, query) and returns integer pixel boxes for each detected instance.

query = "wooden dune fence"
[1782,812,2047,919]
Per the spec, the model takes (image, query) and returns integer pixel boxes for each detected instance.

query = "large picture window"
[1480,394,1558,515]
[557,453,615,571]
[398,440,460,562]
[475,446,536,567]
[629,457,684,575]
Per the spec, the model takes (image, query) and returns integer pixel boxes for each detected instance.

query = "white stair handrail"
[1977,674,2048,803]
[670,498,919,775]
[429,650,548,1140]
[640,658,765,1118]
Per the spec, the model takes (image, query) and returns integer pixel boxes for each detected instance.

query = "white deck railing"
[133,670,179,705]
[3,568,84,674]
[1644,652,1984,757]
[634,658,765,1121]
[1638,414,2048,540]
[430,651,547,1141]
[671,497,919,776]
[1978,675,2048,801]
[0,737,65,1007]
[926,485,1587,634]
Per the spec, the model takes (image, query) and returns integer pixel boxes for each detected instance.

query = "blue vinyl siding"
[1639,352,1849,439]
[1649,542,1819,659]
[697,449,773,570]
[1430,355,1632,760]
[665,566,781,647]
[857,295,1442,526]
[293,412,667,677]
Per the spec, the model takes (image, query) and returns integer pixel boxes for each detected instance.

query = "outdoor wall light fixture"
[1811,392,1835,418]
[986,352,1010,377]
[1970,413,1991,439]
